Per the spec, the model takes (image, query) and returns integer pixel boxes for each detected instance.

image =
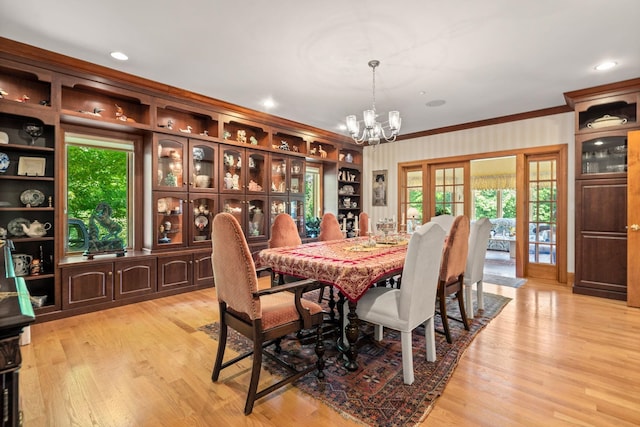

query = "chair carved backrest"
[211,213,261,320]
[359,212,369,236]
[430,214,455,234]
[269,213,302,248]
[465,218,491,284]
[318,212,344,241]
[439,215,470,284]
[398,222,447,321]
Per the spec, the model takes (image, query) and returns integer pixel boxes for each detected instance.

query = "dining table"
[257,235,409,370]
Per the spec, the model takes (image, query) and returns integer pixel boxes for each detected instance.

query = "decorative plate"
[0,152,9,173]
[587,115,628,129]
[20,189,45,207]
[8,217,31,237]
[195,215,209,230]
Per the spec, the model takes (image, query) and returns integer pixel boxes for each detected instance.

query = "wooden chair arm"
[253,278,319,296]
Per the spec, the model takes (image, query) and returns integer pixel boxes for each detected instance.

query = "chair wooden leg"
[439,292,452,344]
[212,310,228,382]
[456,290,470,330]
[244,338,264,415]
[315,324,325,379]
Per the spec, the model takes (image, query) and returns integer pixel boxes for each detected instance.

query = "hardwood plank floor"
[20,278,640,426]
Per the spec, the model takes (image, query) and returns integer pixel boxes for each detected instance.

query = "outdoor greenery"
[474,189,516,219]
[67,146,129,246]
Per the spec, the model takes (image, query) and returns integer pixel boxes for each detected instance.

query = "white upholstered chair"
[345,222,446,385]
[463,218,492,318]
[430,214,455,234]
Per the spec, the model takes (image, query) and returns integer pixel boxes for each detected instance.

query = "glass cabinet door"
[190,196,216,246]
[247,197,267,241]
[289,197,306,238]
[220,195,243,224]
[269,196,287,227]
[246,151,267,193]
[156,136,187,191]
[289,158,305,197]
[579,133,627,176]
[270,155,287,194]
[220,146,244,192]
[190,141,217,191]
[156,194,186,248]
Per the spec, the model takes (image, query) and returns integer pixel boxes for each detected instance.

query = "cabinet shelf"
[8,237,55,243]
[0,207,54,212]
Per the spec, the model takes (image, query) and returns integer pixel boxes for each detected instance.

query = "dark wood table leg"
[343,300,360,371]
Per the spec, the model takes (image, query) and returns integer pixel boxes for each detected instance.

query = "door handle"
[630,224,640,231]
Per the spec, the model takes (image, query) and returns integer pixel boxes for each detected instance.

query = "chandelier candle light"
[346,60,401,145]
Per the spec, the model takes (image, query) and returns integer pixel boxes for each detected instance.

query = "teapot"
[21,220,52,237]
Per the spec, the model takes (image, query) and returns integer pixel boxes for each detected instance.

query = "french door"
[398,146,567,282]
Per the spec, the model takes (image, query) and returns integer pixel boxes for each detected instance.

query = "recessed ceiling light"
[594,61,617,71]
[426,99,446,107]
[110,51,129,61]
[262,98,275,109]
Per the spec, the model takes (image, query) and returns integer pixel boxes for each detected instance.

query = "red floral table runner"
[258,237,408,302]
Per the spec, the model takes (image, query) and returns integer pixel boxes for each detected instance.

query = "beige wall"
[362,112,576,271]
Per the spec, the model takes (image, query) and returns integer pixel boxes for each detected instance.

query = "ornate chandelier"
[346,60,401,146]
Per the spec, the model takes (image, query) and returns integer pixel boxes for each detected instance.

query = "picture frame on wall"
[372,170,387,206]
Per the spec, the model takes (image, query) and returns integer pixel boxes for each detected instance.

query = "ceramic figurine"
[16,94,30,103]
[167,119,174,130]
[237,130,247,143]
[223,131,231,140]
[179,125,192,133]
[249,136,258,145]
[115,104,135,122]
[279,141,290,151]
[0,88,7,98]
[318,145,327,158]
[200,130,209,136]
[30,258,42,275]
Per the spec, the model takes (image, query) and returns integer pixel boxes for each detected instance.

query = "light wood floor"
[20,278,640,427]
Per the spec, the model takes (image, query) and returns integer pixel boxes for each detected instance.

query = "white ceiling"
[1,0,639,137]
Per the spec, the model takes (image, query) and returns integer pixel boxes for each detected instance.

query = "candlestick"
[343,217,347,231]
[354,215,359,231]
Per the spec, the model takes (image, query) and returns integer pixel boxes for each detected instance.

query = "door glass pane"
[528,159,557,265]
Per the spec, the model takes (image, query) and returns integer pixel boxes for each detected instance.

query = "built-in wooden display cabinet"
[337,143,363,237]
[565,79,640,302]
[0,38,360,322]
[0,112,58,315]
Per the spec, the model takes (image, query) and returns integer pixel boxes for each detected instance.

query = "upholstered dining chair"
[210,213,325,415]
[437,215,471,344]
[317,212,344,304]
[268,213,303,285]
[345,222,446,385]
[318,212,344,241]
[464,218,492,319]
[359,211,369,237]
[430,214,455,234]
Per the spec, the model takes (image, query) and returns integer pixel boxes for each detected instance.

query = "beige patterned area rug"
[200,292,510,426]
[484,274,527,288]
